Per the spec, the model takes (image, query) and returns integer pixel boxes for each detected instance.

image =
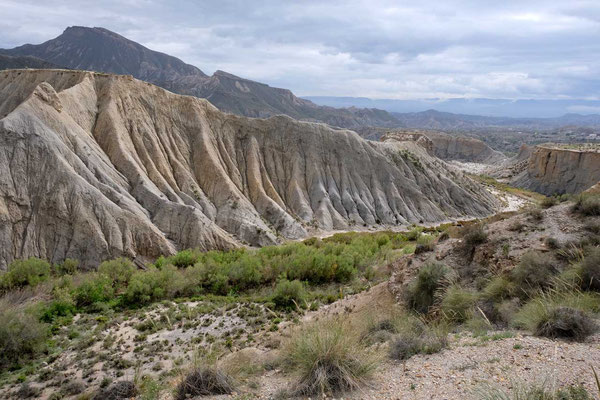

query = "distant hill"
[0,26,400,130]
[306,96,600,120]
[0,54,60,70]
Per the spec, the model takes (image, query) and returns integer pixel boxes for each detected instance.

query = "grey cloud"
[0,0,599,99]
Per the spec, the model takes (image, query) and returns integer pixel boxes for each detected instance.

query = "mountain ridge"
[0,27,401,131]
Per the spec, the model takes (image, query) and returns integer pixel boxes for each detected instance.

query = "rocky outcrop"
[512,146,600,195]
[0,69,499,270]
[423,131,506,164]
[380,131,434,155]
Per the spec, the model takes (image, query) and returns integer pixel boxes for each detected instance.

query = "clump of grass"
[271,279,306,310]
[440,285,477,323]
[580,247,600,291]
[175,367,235,399]
[573,193,598,215]
[512,291,599,341]
[511,251,559,295]
[92,380,137,400]
[526,207,544,222]
[281,317,378,396]
[572,194,600,216]
[475,382,593,400]
[388,322,447,360]
[534,306,596,341]
[415,234,435,254]
[404,262,452,314]
[482,276,515,302]
[458,224,488,257]
[544,237,560,250]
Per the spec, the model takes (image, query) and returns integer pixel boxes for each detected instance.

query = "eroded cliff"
[512,145,600,195]
[0,69,499,269]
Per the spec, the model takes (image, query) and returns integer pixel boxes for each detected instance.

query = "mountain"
[0,26,400,130]
[305,96,600,120]
[0,54,60,70]
[0,69,499,269]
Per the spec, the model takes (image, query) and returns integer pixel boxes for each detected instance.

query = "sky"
[1,0,599,101]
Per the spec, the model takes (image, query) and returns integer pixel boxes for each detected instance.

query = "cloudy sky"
[1,0,599,100]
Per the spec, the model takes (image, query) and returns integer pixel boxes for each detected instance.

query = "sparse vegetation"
[0,307,48,368]
[476,382,593,400]
[458,223,488,257]
[282,317,378,396]
[175,367,235,399]
[510,251,558,294]
[404,262,452,314]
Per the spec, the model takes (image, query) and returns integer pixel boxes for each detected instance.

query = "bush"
[512,291,600,338]
[169,249,199,269]
[98,258,136,288]
[414,235,435,254]
[572,194,600,216]
[1,257,51,290]
[545,237,560,250]
[74,273,115,308]
[175,367,235,399]
[124,266,182,306]
[526,207,544,222]
[272,279,306,310]
[458,224,488,257]
[482,276,515,302]
[540,196,558,209]
[0,308,48,368]
[389,325,447,360]
[54,258,79,276]
[511,251,558,294]
[282,318,378,396]
[93,381,138,400]
[535,306,596,341]
[405,262,451,314]
[440,285,477,323]
[580,247,600,291]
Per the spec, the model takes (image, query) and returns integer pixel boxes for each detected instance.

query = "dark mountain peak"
[2,26,206,80]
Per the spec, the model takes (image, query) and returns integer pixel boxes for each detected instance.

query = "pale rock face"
[512,146,600,195]
[0,69,499,270]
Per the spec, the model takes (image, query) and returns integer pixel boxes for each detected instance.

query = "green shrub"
[511,251,558,294]
[440,285,477,323]
[482,276,515,302]
[526,207,544,222]
[98,258,136,288]
[405,227,422,241]
[580,247,600,291]
[53,258,79,276]
[73,273,115,308]
[169,249,199,269]
[572,194,600,216]
[0,307,48,368]
[282,317,378,396]
[2,257,51,290]
[415,235,435,254]
[512,291,600,336]
[404,262,451,314]
[272,279,306,310]
[124,266,182,306]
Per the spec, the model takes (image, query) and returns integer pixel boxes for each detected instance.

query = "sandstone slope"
[512,145,600,195]
[0,69,499,269]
